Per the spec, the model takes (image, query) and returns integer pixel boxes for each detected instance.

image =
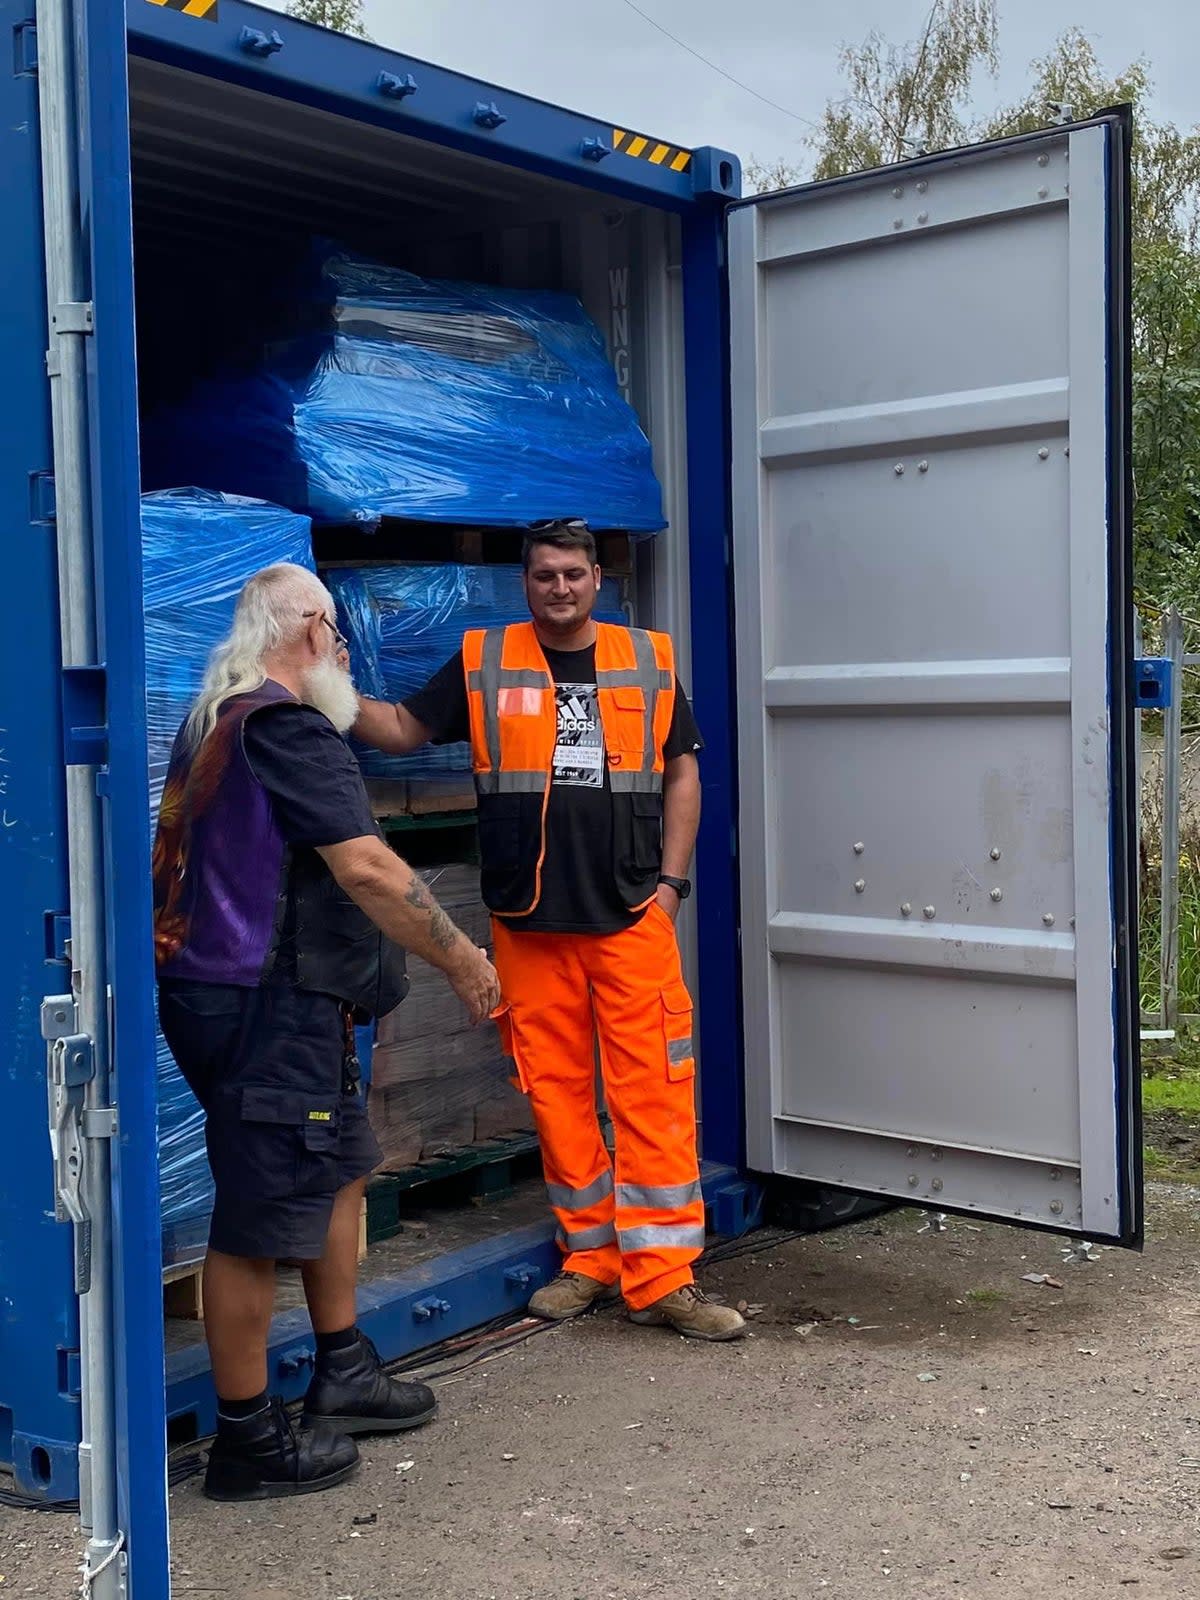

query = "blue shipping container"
[0,1,1141,1593]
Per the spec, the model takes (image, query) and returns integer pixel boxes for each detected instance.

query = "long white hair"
[184,564,334,749]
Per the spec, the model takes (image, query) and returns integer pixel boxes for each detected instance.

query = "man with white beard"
[153,563,500,1502]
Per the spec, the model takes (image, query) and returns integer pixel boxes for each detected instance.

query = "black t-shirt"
[243,699,378,848]
[403,644,703,934]
[243,698,381,982]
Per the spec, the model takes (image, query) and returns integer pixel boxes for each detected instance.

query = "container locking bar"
[40,994,115,1293]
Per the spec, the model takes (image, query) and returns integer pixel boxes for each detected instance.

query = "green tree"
[1131,240,1200,600]
[285,0,370,38]
[813,0,997,178]
[744,0,998,192]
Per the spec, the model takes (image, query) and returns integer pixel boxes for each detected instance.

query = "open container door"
[34,0,168,1590]
[730,115,1140,1244]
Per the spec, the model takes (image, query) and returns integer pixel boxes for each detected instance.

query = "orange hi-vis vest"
[462,621,677,917]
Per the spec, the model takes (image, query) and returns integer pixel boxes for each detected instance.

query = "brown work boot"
[628,1283,747,1342]
[528,1271,620,1322]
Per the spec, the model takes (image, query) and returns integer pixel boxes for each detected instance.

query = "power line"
[615,0,819,131]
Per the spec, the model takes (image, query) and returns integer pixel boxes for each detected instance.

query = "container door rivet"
[1049,1199,1064,1215]
[1038,447,1049,460]
[931,1178,943,1193]
[918,460,929,472]
[1043,913,1055,926]
[854,879,866,893]
[923,905,936,919]
[990,888,1003,903]
[894,463,905,476]
[907,1174,919,1187]
[901,903,912,917]
[990,847,1001,861]
[853,841,865,854]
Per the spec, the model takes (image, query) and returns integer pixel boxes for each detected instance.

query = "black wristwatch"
[657,874,692,900]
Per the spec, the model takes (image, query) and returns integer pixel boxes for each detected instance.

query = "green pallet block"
[365,1134,543,1244]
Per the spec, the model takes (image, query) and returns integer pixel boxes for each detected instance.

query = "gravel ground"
[4,1183,1199,1600]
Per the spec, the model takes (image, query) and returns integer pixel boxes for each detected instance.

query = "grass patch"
[964,1287,1005,1306]
[1143,1068,1200,1116]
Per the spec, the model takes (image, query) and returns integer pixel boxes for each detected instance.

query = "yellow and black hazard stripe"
[612,129,692,174]
[145,0,219,21]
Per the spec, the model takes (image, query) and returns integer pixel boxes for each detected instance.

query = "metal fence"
[1139,605,1198,1043]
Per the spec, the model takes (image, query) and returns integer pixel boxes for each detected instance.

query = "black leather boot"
[204,1396,359,1502]
[303,1331,438,1436]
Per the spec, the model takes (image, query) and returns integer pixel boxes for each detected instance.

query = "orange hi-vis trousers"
[491,901,705,1310]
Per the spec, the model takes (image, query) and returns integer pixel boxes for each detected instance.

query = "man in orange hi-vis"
[353,520,745,1341]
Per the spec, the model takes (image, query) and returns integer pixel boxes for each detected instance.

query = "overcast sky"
[265,1,1199,175]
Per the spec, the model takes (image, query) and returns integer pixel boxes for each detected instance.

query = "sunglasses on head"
[527,518,589,534]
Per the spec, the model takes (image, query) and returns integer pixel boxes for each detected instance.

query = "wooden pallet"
[162,1200,368,1322]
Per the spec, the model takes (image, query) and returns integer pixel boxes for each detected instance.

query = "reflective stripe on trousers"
[491,901,705,1311]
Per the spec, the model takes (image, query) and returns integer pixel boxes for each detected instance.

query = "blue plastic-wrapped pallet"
[141,488,316,1265]
[330,563,627,781]
[142,244,667,534]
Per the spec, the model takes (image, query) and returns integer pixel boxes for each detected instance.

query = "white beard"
[301,656,360,735]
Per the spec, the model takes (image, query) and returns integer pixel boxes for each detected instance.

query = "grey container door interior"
[729,118,1139,1243]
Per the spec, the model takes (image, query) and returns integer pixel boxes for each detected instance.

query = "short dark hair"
[521,519,597,571]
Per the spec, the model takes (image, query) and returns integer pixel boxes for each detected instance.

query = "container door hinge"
[61,664,108,766]
[13,19,38,77]
[41,994,96,1293]
[29,470,56,524]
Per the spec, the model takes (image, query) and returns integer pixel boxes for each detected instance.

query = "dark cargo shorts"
[157,979,382,1261]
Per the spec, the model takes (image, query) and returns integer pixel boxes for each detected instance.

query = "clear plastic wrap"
[142,489,316,1262]
[142,245,667,534]
[328,562,627,781]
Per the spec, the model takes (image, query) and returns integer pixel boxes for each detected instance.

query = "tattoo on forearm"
[429,904,459,952]
[404,876,461,952]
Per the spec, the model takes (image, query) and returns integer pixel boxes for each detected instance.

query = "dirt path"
[4,1186,1199,1600]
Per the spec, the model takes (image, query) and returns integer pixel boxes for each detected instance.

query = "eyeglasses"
[303,610,349,653]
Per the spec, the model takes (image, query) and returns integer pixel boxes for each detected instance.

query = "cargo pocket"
[240,1085,342,1201]
[477,793,524,872]
[661,983,695,1082]
[491,1002,530,1094]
